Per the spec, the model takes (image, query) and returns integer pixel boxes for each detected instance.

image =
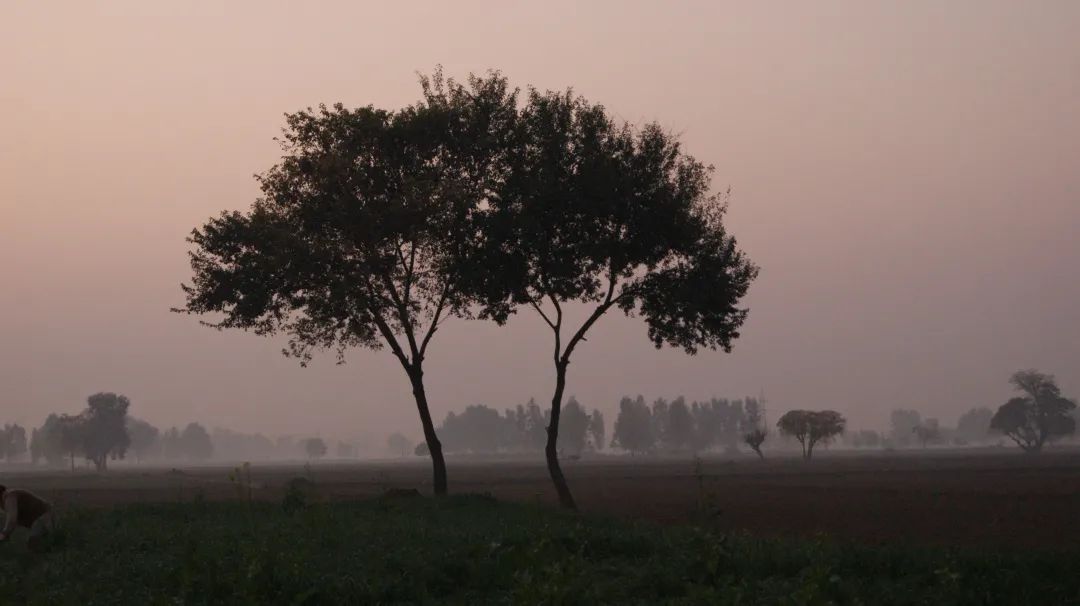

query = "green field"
[2,490,1077,605]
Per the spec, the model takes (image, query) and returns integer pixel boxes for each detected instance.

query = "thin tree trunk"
[408,366,447,496]
[546,362,577,510]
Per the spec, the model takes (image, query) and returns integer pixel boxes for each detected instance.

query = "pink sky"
[2,1,1078,442]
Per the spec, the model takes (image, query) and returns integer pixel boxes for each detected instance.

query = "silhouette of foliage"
[175,69,519,495]
[469,86,757,509]
[991,370,1076,452]
[776,410,845,460]
[80,393,132,471]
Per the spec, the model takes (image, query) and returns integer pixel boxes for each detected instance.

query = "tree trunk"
[546,362,577,510]
[408,366,447,496]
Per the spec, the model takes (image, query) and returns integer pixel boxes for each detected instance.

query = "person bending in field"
[0,484,56,549]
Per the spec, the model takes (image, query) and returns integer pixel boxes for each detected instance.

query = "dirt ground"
[6,449,1080,549]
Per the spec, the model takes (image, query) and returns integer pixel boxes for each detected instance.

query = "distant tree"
[161,427,182,459]
[29,428,42,464]
[414,442,430,457]
[519,399,548,452]
[175,71,518,496]
[212,428,277,461]
[387,433,411,457]
[848,429,881,449]
[742,398,767,459]
[889,409,922,448]
[471,90,757,509]
[611,396,655,455]
[587,410,605,452]
[990,370,1076,453]
[665,397,694,452]
[126,417,161,462]
[303,437,328,460]
[743,428,767,459]
[912,418,940,448]
[651,398,670,448]
[336,441,357,459]
[179,422,214,460]
[79,393,131,471]
[440,405,505,454]
[1,424,27,462]
[274,436,296,459]
[956,407,994,444]
[776,410,846,460]
[56,414,84,471]
[559,397,590,456]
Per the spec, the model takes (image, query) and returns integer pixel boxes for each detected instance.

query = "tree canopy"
[176,70,519,495]
[990,370,1076,452]
[471,88,757,508]
[776,410,846,460]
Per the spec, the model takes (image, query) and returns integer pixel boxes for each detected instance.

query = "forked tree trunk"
[408,366,447,496]
[546,362,577,510]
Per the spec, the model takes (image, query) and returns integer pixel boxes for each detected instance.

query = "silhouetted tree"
[31,415,80,468]
[303,437,327,460]
[587,410,605,452]
[611,396,655,455]
[56,414,84,471]
[1,424,27,462]
[387,433,411,457]
[776,410,846,460]
[742,398,767,459]
[956,407,994,444]
[440,405,506,454]
[80,393,131,471]
[127,417,161,462]
[471,90,757,509]
[889,409,921,448]
[991,370,1076,453]
[176,70,519,496]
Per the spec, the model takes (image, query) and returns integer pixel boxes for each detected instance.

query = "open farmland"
[7,449,1080,550]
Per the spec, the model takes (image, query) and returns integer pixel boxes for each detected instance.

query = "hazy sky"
[3,1,1078,443]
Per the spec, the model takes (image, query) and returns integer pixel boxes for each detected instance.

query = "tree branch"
[418,280,452,359]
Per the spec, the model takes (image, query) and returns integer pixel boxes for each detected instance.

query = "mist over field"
[3,1,1079,444]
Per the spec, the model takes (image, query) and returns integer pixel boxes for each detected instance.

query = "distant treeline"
[423,398,605,456]
[0,392,348,468]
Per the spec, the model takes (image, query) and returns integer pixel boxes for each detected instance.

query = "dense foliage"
[2,497,1077,605]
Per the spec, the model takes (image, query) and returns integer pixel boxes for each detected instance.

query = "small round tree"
[776,410,845,461]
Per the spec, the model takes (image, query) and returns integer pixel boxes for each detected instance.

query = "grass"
[2,492,1078,605]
